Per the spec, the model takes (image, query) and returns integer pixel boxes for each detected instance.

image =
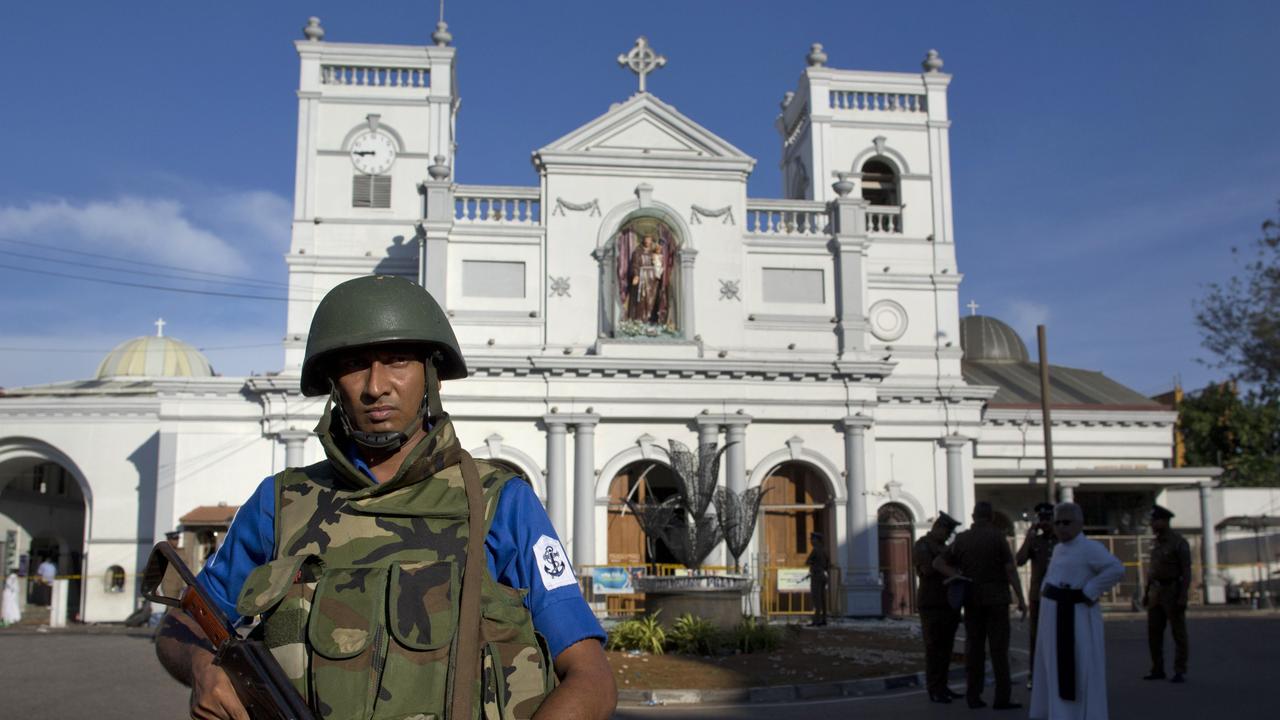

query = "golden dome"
[96,325,214,379]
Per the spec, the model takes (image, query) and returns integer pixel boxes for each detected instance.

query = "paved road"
[0,614,1274,718]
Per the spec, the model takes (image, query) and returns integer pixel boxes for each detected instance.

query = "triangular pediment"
[537,93,754,166]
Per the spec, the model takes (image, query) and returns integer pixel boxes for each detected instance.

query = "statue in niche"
[615,218,679,338]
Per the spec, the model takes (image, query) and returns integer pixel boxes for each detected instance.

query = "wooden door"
[878,503,915,617]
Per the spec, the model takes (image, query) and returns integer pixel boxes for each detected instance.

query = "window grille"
[352,175,392,208]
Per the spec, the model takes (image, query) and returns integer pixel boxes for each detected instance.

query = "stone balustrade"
[321,64,430,88]
[867,205,903,234]
[746,199,830,236]
[829,90,926,113]
[453,185,541,225]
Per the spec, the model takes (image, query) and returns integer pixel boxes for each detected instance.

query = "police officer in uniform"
[934,501,1027,710]
[155,276,617,720]
[1144,504,1191,684]
[914,512,962,703]
[805,531,830,627]
[1016,502,1057,689]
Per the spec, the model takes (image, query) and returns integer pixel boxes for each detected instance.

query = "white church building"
[0,20,1222,624]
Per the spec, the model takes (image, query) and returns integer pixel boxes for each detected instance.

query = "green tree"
[1179,383,1280,487]
[1196,203,1280,393]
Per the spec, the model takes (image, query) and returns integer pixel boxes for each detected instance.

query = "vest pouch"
[237,554,322,696]
[308,566,387,719]
[375,560,457,720]
[482,640,550,720]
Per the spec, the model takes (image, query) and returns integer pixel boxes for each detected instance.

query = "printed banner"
[590,566,637,595]
[775,567,811,592]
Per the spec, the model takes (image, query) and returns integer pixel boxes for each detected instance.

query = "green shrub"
[667,613,720,655]
[606,612,666,655]
[731,615,781,654]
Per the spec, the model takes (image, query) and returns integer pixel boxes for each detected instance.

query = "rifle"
[142,542,316,720]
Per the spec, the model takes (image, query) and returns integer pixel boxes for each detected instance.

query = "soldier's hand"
[190,656,249,720]
[1017,599,1027,621]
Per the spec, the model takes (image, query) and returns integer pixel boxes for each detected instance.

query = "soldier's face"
[1151,517,1169,532]
[332,344,426,435]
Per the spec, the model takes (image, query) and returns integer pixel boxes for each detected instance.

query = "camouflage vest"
[235,413,554,720]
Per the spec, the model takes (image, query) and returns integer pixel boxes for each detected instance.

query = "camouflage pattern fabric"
[235,411,553,719]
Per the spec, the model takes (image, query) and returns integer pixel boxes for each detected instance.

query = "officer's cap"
[1150,505,1175,521]
[935,512,960,530]
[1034,502,1055,517]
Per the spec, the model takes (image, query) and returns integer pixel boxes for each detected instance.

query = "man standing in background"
[914,512,962,703]
[935,501,1027,710]
[806,531,830,627]
[1145,504,1191,683]
[1018,502,1058,689]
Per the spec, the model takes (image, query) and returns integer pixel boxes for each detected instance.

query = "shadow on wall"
[128,431,159,596]
[373,235,419,278]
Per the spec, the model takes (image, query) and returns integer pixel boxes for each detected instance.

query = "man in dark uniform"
[806,531,830,626]
[1144,504,1191,683]
[934,501,1027,710]
[914,512,963,703]
[1016,502,1057,689]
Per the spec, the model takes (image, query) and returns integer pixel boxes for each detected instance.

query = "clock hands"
[353,150,376,156]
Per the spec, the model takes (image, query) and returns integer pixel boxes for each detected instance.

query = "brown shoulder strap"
[449,449,486,720]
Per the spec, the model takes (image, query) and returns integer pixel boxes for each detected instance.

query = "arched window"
[860,159,899,206]
[105,565,126,593]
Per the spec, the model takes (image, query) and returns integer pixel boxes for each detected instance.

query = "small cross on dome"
[966,300,980,316]
[154,318,166,337]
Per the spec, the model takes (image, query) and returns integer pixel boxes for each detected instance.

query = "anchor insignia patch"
[533,534,576,590]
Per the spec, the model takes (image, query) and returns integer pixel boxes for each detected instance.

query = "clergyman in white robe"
[1030,524,1124,719]
[2,571,21,625]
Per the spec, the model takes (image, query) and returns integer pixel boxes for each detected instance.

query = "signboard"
[590,566,637,595]
[776,567,810,592]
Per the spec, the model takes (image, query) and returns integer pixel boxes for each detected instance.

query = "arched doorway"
[0,458,87,624]
[878,503,915,617]
[606,460,679,565]
[761,462,833,617]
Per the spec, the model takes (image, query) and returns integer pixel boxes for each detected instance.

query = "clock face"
[350,131,396,175]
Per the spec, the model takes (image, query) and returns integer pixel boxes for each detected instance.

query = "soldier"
[1017,502,1057,689]
[934,501,1027,710]
[155,276,617,720]
[914,512,963,704]
[1144,504,1191,683]
[806,531,830,627]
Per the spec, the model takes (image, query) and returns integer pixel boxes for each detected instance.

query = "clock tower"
[283,17,459,372]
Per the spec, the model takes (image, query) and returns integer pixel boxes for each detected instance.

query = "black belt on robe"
[1041,584,1091,701]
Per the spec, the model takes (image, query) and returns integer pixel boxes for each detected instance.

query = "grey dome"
[960,316,1029,363]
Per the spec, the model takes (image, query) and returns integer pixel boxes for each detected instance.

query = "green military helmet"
[300,275,466,396]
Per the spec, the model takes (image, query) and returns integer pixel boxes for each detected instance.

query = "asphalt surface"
[0,613,1273,718]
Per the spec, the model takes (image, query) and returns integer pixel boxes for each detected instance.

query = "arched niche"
[468,435,545,501]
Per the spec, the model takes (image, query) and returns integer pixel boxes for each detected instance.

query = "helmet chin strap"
[334,354,443,453]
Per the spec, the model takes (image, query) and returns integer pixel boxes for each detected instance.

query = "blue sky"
[1,1,1278,394]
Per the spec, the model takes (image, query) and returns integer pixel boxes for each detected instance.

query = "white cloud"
[1006,300,1050,346]
[0,195,279,275]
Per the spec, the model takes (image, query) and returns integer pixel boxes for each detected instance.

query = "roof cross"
[154,317,166,337]
[617,36,666,94]
[966,300,980,316]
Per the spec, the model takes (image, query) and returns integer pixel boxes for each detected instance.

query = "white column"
[571,414,600,568]
[695,415,726,565]
[1057,481,1077,504]
[942,435,969,522]
[543,416,569,539]
[277,429,311,469]
[724,416,751,497]
[841,415,881,616]
[1199,481,1225,604]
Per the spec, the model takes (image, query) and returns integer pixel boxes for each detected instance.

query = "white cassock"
[2,572,21,624]
[1030,535,1124,720]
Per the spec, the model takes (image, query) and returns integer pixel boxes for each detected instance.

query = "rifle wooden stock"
[143,542,315,720]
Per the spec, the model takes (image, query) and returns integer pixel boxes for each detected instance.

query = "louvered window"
[352,175,392,208]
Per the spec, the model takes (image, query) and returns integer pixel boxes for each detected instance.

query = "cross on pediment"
[617,36,666,94]
[966,300,980,316]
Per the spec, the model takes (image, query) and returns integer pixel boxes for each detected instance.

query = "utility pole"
[1038,325,1056,504]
